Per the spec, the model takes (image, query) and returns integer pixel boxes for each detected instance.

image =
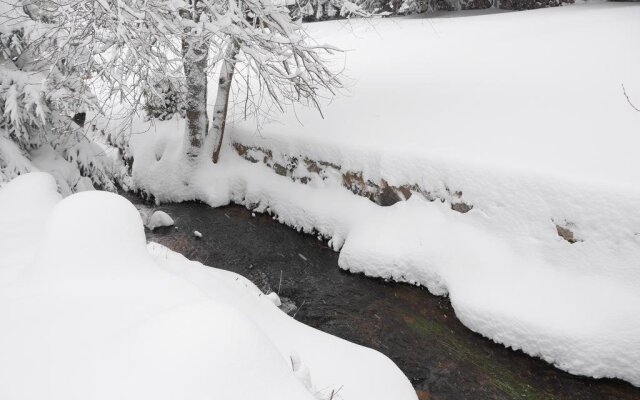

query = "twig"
[622,84,640,112]
[292,299,306,319]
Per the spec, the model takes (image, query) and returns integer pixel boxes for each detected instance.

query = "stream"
[131,196,640,400]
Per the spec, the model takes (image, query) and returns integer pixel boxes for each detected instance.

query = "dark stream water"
[130,196,640,400]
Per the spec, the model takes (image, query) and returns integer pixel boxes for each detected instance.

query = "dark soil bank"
[133,196,640,400]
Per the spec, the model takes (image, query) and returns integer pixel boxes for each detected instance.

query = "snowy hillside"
[128,2,640,387]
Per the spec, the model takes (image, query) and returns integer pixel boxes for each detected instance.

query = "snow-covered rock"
[147,210,175,230]
[265,292,282,307]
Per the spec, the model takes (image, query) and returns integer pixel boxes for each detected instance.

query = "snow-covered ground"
[127,2,640,387]
[232,1,640,188]
[2,0,639,392]
[0,173,416,400]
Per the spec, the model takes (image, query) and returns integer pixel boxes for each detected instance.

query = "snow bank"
[0,173,416,400]
[339,197,640,383]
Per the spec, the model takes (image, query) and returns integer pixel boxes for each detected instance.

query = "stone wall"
[233,141,584,244]
[233,142,474,213]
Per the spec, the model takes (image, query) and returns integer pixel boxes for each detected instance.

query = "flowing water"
[131,196,640,400]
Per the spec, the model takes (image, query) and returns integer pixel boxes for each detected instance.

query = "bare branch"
[622,84,640,113]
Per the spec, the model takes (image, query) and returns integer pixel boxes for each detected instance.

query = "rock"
[556,224,578,244]
[375,183,402,206]
[147,210,174,230]
[451,202,473,214]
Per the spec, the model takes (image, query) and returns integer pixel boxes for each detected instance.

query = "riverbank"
[134,195,640,399]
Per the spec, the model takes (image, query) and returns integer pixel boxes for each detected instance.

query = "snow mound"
[147,210,175,230]
[36,191,148,270]
[0,173,416,400]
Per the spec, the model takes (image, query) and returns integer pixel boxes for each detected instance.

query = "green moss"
[405,316,558,400]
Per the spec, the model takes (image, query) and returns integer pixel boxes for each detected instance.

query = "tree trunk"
[210,41,239,164]
[182,36,209,160]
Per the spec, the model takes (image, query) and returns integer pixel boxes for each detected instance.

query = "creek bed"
[132,196,639,400]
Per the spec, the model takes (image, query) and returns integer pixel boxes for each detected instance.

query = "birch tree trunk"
[210,41,239,164]
[182,36,210,160]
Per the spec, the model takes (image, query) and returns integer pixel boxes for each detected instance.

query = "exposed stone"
[233,142,260,163]
[556,224,579,244]
[304,158,322,174]
[318,160,342,170]
[451,202,473,214]
[262,149,273,164]
[232,141,471,214]
[273,163,288,176]
[233,142,249,156]
[376,184,403,206]
[416,389,431,400]
[342,171,367,196]
[398,184,413,200]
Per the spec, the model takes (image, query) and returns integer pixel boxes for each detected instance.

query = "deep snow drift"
[0,173,416,400]
[126,2,640,387]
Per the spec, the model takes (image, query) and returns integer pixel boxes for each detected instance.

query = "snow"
[0,126,128,193]
[0,173,61,285]
[146,210,175,230]
[266,292,283,307]
[0,136,33,187]
[30,145,96,196]
[339,197,640,382]
[231,1,640,189]
[124,2,640,387]
[0,173,417,400]
[2,0,639,391]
